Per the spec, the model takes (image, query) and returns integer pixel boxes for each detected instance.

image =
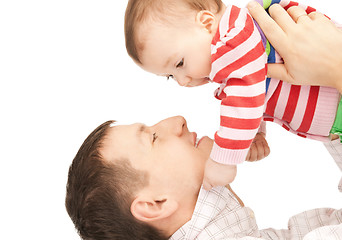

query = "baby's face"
[138,20,215,87]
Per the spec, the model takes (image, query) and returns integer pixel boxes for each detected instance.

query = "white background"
[1,0,341,239]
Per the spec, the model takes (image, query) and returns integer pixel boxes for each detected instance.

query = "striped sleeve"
[210,5,267,165]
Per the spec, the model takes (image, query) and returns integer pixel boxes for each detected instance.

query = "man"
[66,116,342,240]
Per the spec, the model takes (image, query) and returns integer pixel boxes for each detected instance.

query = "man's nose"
[154,116,186,136]
[171,116,186,136]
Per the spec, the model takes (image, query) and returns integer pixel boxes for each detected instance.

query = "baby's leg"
[324,138,342,192]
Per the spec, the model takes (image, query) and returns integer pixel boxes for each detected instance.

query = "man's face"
[138,20,214,87]
[101,116,213,199]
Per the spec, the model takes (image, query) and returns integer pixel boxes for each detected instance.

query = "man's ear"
[130,195,178,223]
[196,10,216,34]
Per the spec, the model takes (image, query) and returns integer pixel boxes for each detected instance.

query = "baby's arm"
[210,6,266,165]
[204,6,267,189]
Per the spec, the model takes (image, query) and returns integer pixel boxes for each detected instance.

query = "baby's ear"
[196,11,216,34]
[130,195,178,223]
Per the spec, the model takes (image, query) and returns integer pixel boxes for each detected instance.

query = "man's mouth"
[192,132,206,147]
[195,137,206,147]
[195,138,200,147]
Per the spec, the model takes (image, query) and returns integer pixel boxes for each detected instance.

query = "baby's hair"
[125,0,223,64]
[65,120,167,240]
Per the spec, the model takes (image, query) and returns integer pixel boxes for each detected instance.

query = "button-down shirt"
[170,186,342,240]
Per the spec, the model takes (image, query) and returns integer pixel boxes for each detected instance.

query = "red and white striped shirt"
[210,1,340,165]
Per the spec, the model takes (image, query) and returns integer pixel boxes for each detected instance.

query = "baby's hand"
[203,158,237,190]
[246,133,270,162]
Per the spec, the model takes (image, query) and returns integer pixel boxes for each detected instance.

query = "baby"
[124,0,342,189]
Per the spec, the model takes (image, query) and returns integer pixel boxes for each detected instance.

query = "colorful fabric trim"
[331,97,342,142]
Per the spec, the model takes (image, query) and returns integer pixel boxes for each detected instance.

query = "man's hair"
[125,0,223,64]
[65,120,168,240]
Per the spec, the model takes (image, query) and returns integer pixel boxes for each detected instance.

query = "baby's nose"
[177,76,191,87]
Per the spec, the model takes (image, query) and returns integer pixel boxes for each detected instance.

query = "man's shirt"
[170,186,342,239]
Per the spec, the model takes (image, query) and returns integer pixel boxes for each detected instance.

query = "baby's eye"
[176,58,184,68]
[166,75,174,81]
[152,132,158,143]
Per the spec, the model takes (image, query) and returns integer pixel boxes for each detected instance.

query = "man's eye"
[176,58,184,68]
[166,75,174,81]
[152,133,158,143]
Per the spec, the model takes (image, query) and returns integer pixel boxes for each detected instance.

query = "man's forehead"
[105,123,142,142]
[101,123,146,161]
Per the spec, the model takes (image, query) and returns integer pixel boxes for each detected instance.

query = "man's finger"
[247,1,287,55]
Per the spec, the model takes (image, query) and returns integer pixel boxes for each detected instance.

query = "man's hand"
[203,158,237,190]
[246,133,270,162]
[247,1,342,92]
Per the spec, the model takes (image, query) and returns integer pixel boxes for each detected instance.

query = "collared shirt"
[170,186,259,240]
[170,186,342,240]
